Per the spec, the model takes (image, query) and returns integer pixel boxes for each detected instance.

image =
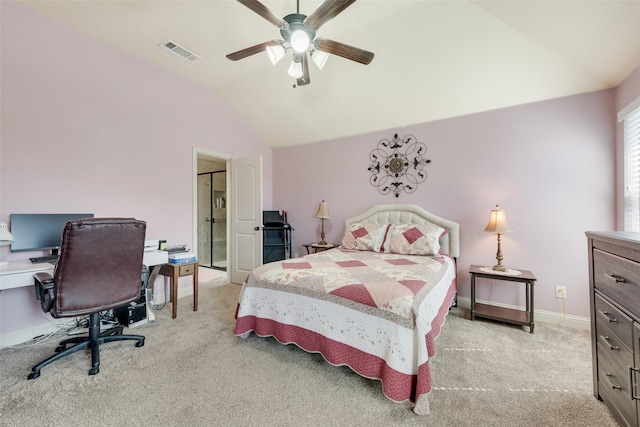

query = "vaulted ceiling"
[18,0,640,148]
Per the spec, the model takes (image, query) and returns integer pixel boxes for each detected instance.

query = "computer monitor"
[10,213,94,255]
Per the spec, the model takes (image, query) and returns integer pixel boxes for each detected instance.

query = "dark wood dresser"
[587,231,640,426]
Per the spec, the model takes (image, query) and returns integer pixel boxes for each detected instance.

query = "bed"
[234,204,459,415]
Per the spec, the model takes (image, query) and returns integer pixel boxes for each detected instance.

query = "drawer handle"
[598,310,618,323]
[630,367,640,400]
[604,273,625,283]
[599,335,618,351]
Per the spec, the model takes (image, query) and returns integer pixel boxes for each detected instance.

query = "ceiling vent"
[161,40,201,63]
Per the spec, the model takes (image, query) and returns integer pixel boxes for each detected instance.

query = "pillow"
[385,223,446,256]
[341,223,389,252]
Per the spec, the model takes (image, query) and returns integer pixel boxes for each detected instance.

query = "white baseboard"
[2,286,585,348]
[150,276,226,304]
[456,296,590,331]
[0,319,73,349]
[0,281,222,349]
[150,283,196,304]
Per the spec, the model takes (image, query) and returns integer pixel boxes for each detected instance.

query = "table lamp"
[484,204,513,271]
[315,200,330,246]
[0,221,14,267]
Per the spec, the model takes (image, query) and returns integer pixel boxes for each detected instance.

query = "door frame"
[193,148,231,282]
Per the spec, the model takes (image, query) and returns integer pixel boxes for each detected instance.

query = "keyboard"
[29,255,59,264]
[165,245,188,254]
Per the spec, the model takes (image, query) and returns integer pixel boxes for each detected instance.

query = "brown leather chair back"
[51,218,146,317]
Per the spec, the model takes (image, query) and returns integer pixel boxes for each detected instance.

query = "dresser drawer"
[596,320,633,362]
[595,293,633,345]
[594,249,640,319]
[597,320,634,371]
[598,342,637,426]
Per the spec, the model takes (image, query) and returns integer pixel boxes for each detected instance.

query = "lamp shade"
[484,204,513,234]
[311,49,329,70]
[287,59,303,79]
[315,201,330,219]
[266,44,285,65]
[0,222,14,246]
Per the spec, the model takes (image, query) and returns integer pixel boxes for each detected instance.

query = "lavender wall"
[0,3,272,336]
[273,90,616,319]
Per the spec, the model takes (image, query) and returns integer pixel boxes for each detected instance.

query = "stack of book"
[168,252,197,265]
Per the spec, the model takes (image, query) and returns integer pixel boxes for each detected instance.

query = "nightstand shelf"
[473,302,530,324]
[469,264,536,333]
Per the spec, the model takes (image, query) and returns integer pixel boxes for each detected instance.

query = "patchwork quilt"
[235,247,457,415]
[244,248,449,328]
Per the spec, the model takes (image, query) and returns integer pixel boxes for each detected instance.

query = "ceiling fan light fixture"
[266,44,286,65]
[287,58,303,79]
[290,29,310,53]
[311,49,329,70]
[228,0,374,86]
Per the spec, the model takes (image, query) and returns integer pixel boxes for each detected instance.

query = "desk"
[0,251,169,347]
[469,264,536,333]
[157,262,198,319]
[0,262,54,291]
[0,250,168,292]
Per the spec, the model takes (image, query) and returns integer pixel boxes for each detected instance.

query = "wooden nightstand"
[469,264,537,333]
[158,261,198,319]
[303,243,338,254]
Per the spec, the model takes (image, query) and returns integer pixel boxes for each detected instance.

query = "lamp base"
[492,264,507,272]
[318,219,327,247]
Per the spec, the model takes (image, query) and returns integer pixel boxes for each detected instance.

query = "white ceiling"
[18,0,640,148]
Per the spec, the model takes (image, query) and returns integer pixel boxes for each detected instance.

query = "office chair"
[28,218,147,379]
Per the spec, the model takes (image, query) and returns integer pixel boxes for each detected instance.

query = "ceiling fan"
[226,0,374,87]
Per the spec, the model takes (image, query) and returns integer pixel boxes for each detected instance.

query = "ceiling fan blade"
[297,53,310,86]
[237,0,288,28]
[226,40,279,61]
[315,38,374,65]
[305,0,356,30]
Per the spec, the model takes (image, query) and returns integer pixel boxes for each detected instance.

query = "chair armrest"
[34,272,55,312]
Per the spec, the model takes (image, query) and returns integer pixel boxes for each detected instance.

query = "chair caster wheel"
[55,345,65,353]
[89,367,99,375]
[28,371,40,380]
[135,340,145,347]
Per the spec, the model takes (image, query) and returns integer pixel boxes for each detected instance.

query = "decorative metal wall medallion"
[368,133,431,197]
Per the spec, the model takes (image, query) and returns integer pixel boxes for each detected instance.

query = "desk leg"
[171,269,179,319]
[470,274,476,321]
[193,264,198,312]
[529,281,535,333]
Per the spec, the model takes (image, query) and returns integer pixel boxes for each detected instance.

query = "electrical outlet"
[555,285,567,299]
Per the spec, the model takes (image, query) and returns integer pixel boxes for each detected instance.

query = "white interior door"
[230,155,262,284]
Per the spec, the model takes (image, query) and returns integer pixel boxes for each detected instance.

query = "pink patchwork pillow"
[385,223,446,256]
[341,223,389,252]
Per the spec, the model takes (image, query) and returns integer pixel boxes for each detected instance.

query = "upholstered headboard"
[344,204,460,257]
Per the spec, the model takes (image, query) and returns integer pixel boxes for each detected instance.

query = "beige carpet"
[0,282,617,426]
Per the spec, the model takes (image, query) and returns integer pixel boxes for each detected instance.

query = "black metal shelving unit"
[263,210,293,264]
